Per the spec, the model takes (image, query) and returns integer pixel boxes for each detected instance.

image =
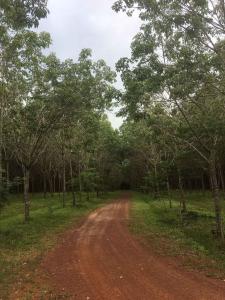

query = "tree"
[0,0,48,210]
[114,0,225,239]
[0,0,48,29]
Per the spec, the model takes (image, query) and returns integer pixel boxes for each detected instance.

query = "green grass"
[130,191,225,278]
[0,191,117,299]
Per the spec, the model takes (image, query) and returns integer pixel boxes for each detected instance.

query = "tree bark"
[43,174,47,199]
[78,160,82,192]
[210,152,224,239]
[23,167,30,222]
[47,177,52,197]
[78,159,82,200]
[0,98,3,196]
[62,149,66,208]
[69,158,76,207]
[167,175,172,208]
[178,169,187,213]
[154,164,159,198]
[6,160,9,191]
[201,173,205,195]
[53,174,56,194]
[218,164,225,192]
[58,172,61,199]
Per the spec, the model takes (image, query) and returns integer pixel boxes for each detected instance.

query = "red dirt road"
[42,195,225,299]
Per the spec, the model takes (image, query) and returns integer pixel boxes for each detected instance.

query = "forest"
[2,0,225,299]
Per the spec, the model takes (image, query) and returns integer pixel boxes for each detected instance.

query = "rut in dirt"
[43,194,225,300]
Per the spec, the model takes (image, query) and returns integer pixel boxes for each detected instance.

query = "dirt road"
[42,195,225,299]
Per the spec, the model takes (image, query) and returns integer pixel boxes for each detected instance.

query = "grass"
[0,191,117,299]
[130,191,225,278]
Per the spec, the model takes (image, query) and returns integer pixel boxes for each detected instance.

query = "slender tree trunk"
[210,152,224,240]
[6,160,9,191]
[167,175,172,208]
[0,98,3,196]
[201,173,205,195]
[53,174,56,194]
[62,149,66,208]
[31,176,34,196]
[43,174,47,199]
[48,176,52,197]
[154,164,159,198]
[78,160,82,192]
[178,169,187,213]
[78,159,82,200]
[218,164,225,192]
[48,162,53,197]
[69,158,76,207]
[23,167,30,222]
[58,172,61,199]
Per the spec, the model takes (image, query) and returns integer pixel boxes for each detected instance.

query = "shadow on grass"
[131,192,225,274]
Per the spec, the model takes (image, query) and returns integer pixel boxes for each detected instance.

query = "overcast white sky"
[38,0,141,128]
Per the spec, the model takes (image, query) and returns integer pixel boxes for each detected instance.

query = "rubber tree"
[0,0,48,209]
[6,45,73,221]
[51,49,117,203]
[114,0,225,239]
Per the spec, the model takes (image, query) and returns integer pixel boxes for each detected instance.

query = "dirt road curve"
[42,195,225,299]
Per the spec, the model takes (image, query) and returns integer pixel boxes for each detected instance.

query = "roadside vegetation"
[131,192,225,278]
[0,192,116,299]
[2,0,225,296]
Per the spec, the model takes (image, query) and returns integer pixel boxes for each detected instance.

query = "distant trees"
[3,0,225,244]
[0,0,49,213]
[10,47,118,220]
[114,0,225,239]
[0,1,122,220]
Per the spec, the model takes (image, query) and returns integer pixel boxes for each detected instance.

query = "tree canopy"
[1,0,225,243]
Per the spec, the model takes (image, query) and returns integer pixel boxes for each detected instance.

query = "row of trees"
[113,0,225,239]
[0,1,125,220]
[2,0,225,243]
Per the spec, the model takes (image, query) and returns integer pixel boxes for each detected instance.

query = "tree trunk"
[210,152,224,239]
[166,175,172,208]
[78,160,82,200]
[178,169,187,213]
[31,176,34,196]
[58,173,61,199]
[23,167,30,222]
[0,99,3,196]
[154,164,159,198]
[43,174,47,199]
[48,175,53,197]
[53,174,56,194]
[6,160,9,191]
[62,149,66,208]
[69,158,76,207]
[218,164,225,192]
[201,173,205,195]
[78,160,82,192]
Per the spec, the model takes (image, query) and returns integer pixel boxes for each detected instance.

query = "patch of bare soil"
[11,194,225,299]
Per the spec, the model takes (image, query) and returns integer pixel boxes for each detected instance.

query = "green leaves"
[0,0,48,29]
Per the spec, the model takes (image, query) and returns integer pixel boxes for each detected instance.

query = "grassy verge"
[0,192,117,299]
[130,191,225,278]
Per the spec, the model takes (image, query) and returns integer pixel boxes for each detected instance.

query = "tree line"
[0,1,125,221]
[2,0,225,242]
[113,0,225,240]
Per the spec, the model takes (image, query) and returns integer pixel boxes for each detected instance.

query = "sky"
[38,0,141,129]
